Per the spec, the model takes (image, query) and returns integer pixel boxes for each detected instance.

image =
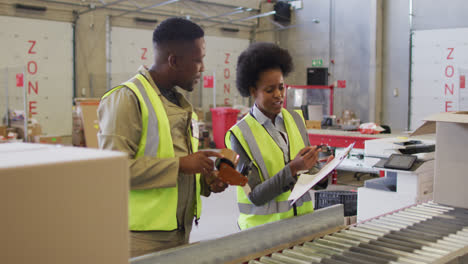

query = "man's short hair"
[153,17,204,45]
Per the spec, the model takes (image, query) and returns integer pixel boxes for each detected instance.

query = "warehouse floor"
[190,171,378,243]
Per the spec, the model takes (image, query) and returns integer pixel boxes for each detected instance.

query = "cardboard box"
[9,122,42,141]
[305,120,321,129]
[0,143,129,264]
[75,98,100,148]
[194,107,204,121]
[411,111,468,209]
[38,135,63,145]
[0,125,6,137]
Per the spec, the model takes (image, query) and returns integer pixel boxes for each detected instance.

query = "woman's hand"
[289,146,321,176]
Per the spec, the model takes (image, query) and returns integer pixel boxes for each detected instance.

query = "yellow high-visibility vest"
[102,73,201,231]
[225,108,313,230]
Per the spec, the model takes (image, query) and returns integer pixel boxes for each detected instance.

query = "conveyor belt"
[131,202,468,264]
[250,202,468,264]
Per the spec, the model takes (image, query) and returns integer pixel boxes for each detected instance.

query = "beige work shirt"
[97,66,209,246]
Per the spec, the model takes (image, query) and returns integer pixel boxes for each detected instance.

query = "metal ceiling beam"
[234,10,275,22]
[78,0,129,15]
[196,7,247,22]
[114,0,181,18]
[267,18,285,30]
[37,0,88,8]
[37,0,257,29]
[190,0,260,12]
[105,6,254,28]
[256,19,320,34]
[128,0,142,9]
[204,10,275,28]
[182,1,210,17]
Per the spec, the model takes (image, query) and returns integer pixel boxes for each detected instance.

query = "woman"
[225,42,329,230]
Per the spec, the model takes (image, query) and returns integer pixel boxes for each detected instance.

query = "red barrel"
[210,107,240,149]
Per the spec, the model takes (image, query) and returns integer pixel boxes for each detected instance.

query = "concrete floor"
[190,170,378,243]
[190,185,240,243]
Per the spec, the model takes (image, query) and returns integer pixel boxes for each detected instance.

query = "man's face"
[175,37,205,92]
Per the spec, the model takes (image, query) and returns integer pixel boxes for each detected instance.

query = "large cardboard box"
[0,143,129,264]
[411,111,468,208]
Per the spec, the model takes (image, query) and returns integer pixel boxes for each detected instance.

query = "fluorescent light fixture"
[15,4,47,12]
[220,27,239,32]
[134,17,158,24]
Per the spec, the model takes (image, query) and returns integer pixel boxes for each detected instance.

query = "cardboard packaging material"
[194,107,204,121]
[344,215,357,225]
[305,120,321,129]
[0,143,129,264]
[38,135,63,145]
[75,98,100,148]
[411,111,468,209]
[0,125,6,137]
[72,106,86,147]
[9,122,42,141]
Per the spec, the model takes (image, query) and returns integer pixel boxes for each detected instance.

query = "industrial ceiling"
[36,0,268,29]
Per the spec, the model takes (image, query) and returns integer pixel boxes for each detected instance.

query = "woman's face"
[250,68,285,120]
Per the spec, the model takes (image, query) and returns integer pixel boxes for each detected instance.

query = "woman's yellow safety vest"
[225,108,314,230]
[102,73,201,231]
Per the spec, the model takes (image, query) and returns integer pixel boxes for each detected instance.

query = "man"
[98,17,227,257]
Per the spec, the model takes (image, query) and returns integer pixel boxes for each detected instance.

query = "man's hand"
[179,151,223,175]
[204,171,228,193]
[289,146,321,176]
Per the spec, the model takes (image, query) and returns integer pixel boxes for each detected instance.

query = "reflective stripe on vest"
[225,108,314,229]
[102,73,201,231]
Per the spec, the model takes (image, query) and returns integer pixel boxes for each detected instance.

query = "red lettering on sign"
[203,75,214,88]
[28,40,37,54]
[26,40,39,116]
[445,101,453,112]
[461,75,466,89]
[28,61,37,75]
[29,81,39,95]
[337,80,346,88]
[447,48,454,60]
[29,101,38,115]
[445,83,454,95]
[445,65,454,78]
[141,48,147,60]
[224,83,230,94]
[224,68,230,79]
[224,53,230,64]
[16,73,24,87]
[224,98,230,105]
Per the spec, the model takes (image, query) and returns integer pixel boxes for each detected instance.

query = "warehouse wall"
[0,0,255,100]
[257,0,468,132]
[382,0,468,131]
[258,0,381,124]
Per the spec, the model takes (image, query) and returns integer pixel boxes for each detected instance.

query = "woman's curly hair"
[236,42,293,97]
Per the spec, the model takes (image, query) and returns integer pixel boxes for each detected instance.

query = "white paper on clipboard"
[288,142,355,205]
